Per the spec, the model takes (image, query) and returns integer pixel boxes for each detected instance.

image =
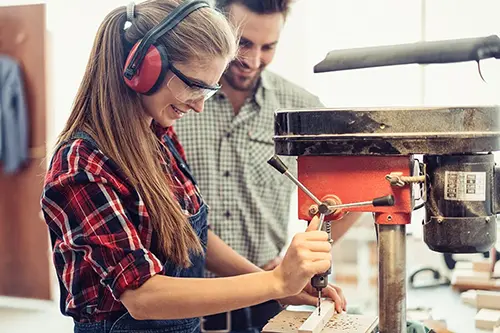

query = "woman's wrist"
[268,268,288,300]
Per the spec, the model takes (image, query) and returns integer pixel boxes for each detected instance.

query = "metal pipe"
[328,200,373,210]
[377,224,407,333]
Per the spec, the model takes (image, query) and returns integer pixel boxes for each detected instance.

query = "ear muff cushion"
[123,41,169,95]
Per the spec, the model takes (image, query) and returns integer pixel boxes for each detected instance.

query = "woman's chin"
[154,116,176,128]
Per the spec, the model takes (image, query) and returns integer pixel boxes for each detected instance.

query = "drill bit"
[317,290,322,316]
[316,213,325,317]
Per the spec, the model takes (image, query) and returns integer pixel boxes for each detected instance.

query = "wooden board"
[451,270,500,292]
[262,310,378,333]
[475,308,500,330]
[455,260,494,273]
[476,290,500,310]
[460,290,477,306]
[461,290,500,309]
[298,301,335,333]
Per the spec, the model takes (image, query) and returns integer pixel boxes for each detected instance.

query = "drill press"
[268,35,500,333]
[268,155,396,315]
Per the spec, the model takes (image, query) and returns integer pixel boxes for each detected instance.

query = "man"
[175,0,360,331]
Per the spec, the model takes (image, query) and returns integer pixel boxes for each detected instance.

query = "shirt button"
[226,132,231,138]
[224,210,231,218]
[223,171,230,177]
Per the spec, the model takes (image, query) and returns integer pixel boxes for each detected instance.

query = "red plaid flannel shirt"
[41,125,201,322]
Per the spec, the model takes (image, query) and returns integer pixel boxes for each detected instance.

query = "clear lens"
[167,75,218,104]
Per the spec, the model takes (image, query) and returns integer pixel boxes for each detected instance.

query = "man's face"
[223,3,285,91]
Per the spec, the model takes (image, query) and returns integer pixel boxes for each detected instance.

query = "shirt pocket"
[246,129,281,186]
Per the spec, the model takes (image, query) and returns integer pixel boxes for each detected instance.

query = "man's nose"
[241,48,261,70]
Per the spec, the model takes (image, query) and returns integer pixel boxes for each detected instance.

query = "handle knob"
[267,155,288,174]
[372,195,395,207]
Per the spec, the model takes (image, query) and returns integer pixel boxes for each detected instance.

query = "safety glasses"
[166,64,221,104]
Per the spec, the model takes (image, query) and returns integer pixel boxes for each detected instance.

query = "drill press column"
[377,223,406,332]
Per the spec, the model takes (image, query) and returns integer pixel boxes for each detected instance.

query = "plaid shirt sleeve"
[42,141,164,301]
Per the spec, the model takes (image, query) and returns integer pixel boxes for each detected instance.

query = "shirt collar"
[151,121,172,139]
[254,70,273,108]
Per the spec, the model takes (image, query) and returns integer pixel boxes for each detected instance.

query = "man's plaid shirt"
[175,70,323,269]
[41,125,201,322]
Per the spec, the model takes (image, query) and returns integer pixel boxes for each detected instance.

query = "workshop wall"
[423,0,500,106]
[0,1,499,332]
[272,0,424,107]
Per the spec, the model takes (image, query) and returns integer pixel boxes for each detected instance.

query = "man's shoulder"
[262,70,323,108]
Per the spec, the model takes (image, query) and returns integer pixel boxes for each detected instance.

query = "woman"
[41,0,346,332]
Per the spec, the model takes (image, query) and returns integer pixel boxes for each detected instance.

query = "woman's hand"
[277,282,347,313]
[271,215,332,298]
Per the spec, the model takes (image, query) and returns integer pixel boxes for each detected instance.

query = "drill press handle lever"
[268,155,396,216]
[267,155,323,206]
[327,194,395,211]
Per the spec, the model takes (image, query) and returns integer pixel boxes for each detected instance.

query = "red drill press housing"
[297,155,413,225]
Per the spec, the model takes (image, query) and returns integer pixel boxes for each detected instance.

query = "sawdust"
[262,310,378,332]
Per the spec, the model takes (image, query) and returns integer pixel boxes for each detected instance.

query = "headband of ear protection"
[123,0,210,95]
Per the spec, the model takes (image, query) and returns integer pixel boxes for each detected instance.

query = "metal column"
[377,224,407,333]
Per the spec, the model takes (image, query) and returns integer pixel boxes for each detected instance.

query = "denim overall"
[48,131,209,333]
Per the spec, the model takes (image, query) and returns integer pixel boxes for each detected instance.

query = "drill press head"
[270,34,500,255]
[274,106,499,254]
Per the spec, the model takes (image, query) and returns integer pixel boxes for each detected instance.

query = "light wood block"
[453,270,491,282]
[455,260,493,272]
[451,270,500,291]
[475,308,500,330]
[460,290,477,306]
[461,290,500,309]
[262,309,378,333]
[476,290,500,310]
[298,301,336,333]
[493,325,500,333]
[472,260,495,272]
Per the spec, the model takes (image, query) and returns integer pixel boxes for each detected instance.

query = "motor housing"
[423,153,497,253]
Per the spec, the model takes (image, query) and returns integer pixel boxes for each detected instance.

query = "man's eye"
[239,41,252,48]
[262,45,275,52]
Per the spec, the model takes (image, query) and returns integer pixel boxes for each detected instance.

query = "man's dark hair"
[215,0,293,17]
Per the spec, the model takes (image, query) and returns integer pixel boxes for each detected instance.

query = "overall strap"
[70,131,99,148]
[163,135,198,187]
[48,131,99,169]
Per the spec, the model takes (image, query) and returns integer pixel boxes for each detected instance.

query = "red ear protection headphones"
[123,0,210,95]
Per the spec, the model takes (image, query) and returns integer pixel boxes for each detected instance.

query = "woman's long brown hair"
[57,0,237,267]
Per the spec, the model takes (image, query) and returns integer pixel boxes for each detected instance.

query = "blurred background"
[0,0,499,332]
